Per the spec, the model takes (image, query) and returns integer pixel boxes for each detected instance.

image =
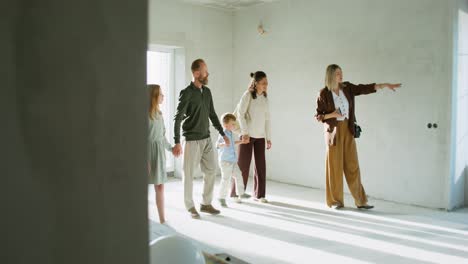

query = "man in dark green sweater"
[173,59,230,219]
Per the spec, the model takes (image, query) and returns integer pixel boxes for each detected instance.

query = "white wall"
[4,0,148,263]
[148,0,234,176]
[232,0,453,208]
[449,0,468,209]
[148,0,462,209]
[149,0,234,117]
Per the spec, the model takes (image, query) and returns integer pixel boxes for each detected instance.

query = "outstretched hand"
[387,83,402,92]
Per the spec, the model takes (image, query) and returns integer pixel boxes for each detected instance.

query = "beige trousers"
[218,161,245,199]
[183,138,216,210]
[326,120,368,207]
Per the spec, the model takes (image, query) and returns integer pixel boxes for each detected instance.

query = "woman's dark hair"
[249,71,267,99]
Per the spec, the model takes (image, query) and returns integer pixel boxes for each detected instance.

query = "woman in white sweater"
[231,71,272,203]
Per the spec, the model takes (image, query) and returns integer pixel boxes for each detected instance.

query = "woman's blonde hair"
[325,64,342,91]
[148,84,161,120]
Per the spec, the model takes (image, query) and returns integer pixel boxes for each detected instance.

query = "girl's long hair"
[148,84,161,120]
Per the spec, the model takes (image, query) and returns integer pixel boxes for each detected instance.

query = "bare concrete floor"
[148,178,468,264]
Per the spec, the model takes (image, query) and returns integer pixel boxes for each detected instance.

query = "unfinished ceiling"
[181,0,276,11]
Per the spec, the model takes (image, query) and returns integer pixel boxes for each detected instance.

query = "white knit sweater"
[237,91,271,140]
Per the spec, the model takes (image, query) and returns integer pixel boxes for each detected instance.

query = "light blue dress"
[148,113,172,185]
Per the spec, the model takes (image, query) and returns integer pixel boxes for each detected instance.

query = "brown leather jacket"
[315,82,376,145]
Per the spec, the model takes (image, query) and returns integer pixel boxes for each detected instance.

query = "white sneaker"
[240,193,251,199]
[254,197,268,203]
[218,198,228,207]
[231,196,242,203]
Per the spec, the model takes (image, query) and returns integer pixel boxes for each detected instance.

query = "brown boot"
[200,204,220,215]
[188,207,200,219]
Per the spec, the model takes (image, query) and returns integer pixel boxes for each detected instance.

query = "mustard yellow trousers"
[326,120,368,207]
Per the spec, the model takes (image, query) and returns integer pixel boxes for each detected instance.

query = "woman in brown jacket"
[315,64,401,209]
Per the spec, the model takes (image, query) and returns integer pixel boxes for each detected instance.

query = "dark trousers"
[231,137,266,198]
